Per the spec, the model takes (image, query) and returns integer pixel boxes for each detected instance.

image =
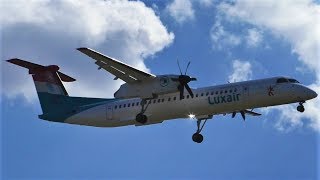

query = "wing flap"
[95,61,136,83]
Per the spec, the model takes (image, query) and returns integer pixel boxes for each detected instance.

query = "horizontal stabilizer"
[7,58,76,82]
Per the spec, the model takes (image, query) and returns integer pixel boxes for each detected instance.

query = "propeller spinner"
[171,61,197,100]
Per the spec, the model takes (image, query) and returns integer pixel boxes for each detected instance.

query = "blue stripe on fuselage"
[37,92,118,122]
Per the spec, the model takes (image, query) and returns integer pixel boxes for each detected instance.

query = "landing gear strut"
[192,119,208,143]
[297,101,305,113]
[135,99,150,124]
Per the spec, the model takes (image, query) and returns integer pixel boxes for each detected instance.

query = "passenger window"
[168,97,171,101]
[225,90,228,93]
[173,97,177,100]
[234,88,237,92]
[119,105,122,108]
[162,99,164,102]
[158,99,161,103]
[215,91,218,95]
[206,92,209,96]
[132,103,135,106]
[136,102,139,106]
[128,103,130,107]
[115,105,117,109]
[201,93,204,96]
[124,104,126,108]
[196,94,198,97]
[187,95,190,99]
[229,90,232,93]
[211,92,214,95]
[220,91,223,94]
[277,78,288,83]
[153,99,156,103]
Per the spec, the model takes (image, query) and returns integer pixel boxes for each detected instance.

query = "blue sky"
[1,0,320,179]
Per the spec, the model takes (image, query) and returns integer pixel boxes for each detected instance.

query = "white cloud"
[219,0,320,131]
[218,0,320,75]
[210,20,242,50]
[210,18,264,50]
[166,0,195,24]
[228,60,252,83]
[1,0,174,101]
[246,28,263,47]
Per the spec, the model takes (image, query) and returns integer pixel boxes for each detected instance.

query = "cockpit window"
[276,78,288,83]
[288,79,300,83]
[276,78,300,84]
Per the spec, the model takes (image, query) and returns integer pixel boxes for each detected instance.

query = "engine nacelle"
[114,75,180,99]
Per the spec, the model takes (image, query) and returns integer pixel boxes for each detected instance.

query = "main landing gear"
[135,99,150,124]
[192,119,208,143]
[297,101,305,113]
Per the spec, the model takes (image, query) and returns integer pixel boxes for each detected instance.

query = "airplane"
[7,47,318,143]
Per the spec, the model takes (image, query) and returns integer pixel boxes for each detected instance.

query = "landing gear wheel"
[192,133,203,143]
[297,105,305,113]
[136,113,147,124]
[191,119,208,143]
[136,99,151,124]
[297,101,305,113]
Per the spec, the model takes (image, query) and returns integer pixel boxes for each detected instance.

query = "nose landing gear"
[297,101,305,113]
[192,119,208,143]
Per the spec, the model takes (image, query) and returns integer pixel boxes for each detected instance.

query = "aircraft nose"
[309,89,318,99]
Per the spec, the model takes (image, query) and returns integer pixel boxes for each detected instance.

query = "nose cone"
[304,87,318,100]
[309,89,318,99]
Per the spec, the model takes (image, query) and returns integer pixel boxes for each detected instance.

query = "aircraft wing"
[77,47,156,83]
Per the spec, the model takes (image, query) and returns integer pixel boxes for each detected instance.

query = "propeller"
[171,60,197,100]
[232,110,262,121]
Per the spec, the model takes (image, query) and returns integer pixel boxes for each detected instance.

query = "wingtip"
[77,47,88,51]
[6,58,22,64]
[6,58,18,62]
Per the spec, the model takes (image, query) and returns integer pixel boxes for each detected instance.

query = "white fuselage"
[65,77,317,127]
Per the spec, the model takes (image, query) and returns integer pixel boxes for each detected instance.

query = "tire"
[192,133,204,143]
[136,113,147,124]
[297,105,305,113]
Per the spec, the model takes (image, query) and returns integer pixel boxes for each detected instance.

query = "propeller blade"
[240,111,246,121]
[179,85,184,99]
[177,60,182,75]
[185,61,191,75]
[232,112,236,118]
[184,83,194,98]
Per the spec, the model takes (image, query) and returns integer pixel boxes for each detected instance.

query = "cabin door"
[106,105,113,120]
[242,85,250,107]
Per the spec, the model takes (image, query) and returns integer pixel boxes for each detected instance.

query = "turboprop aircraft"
[7,47,318,143]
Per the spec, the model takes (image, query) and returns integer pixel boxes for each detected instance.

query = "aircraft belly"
[65,105,133,127]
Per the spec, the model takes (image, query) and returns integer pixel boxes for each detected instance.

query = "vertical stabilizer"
[7,58,76,114]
